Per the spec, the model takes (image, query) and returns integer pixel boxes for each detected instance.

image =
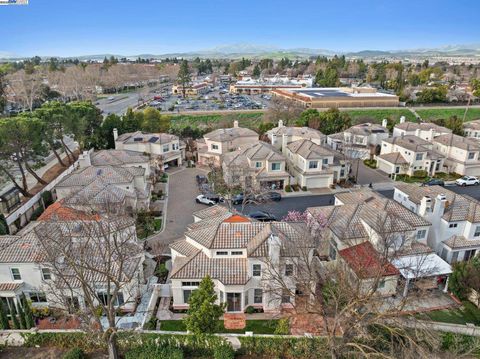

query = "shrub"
[301,186,307,191]
[213,343,234,359]
[285,185,292,192]
[143,317,157,330]
[32,306,51,319]
[363,159,377,169]
[239,336,328,358]
[274,318,290,335]
[125,344,184,359]
[245,306,256,314]
[413,170,428,178]
[63,347,86,359]
[29,206,45,221]
[41,191,54,207]
[0,214,9,235]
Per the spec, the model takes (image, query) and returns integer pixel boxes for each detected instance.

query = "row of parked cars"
[421,176,480,187]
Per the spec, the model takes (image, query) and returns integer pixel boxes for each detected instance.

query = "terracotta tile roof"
[464,119,480,131]
[346,123,387,136]
[169,240,200,257]
[0,229,45,263]
[0,282,24,292]
[116,131,178,145]
[204,127,258,142]
[383,135,432,152]
[64,178,135,205]
[394,183,456,205]
[442,194,480,223]
[223,142,286,168]
[434,133,480,151]
[287,139,335,159]
[267,126,325,140]
[38,200,101,221]
[443,235,480,250]
[339,241,400,279]
[90,150,149,166]
[192,205,231,221]
[170,251,248,285]
[223,215,250,223]
[395,121,451,133]
[377,152,408,165]
[56,166,143,188]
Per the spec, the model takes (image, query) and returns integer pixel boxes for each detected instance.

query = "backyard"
[417,301,480,325]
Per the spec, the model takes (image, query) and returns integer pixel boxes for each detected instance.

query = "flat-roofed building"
[172,82,209,96]
[272,87,399,108]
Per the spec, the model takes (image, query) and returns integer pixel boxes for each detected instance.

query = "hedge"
[238,336,329,359]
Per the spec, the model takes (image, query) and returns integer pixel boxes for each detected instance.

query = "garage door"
[306,176,331,189]
[377,159,393,174]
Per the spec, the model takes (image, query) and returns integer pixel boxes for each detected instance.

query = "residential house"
[81,149,152,177]
[393,121,451,141]
[266,120,326,154]
[307,189,451,297]
[0,215,146,313]
[376,135,445,177]
[169,209,318,313]
[197,121,259,167]
[222,142,289,190]
[394,183,480,264]
[114,130,184,169]
[286,139,349,188]
[432,133,480,175]
[327,122,389,160]
[464,119,480,139]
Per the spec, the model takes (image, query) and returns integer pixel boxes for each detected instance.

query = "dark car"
[256,191,282,203]
[421,179,445,187]
[204,193,223,204]
[196,175,208,186]
[249,211,277,222]
[232,193,255,205]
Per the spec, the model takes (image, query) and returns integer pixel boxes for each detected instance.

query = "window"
[377,279,385,289]
[211,144,219,150]
[441,248,448,260]
[308,161,318,169]
[254,289,263,304]
[255,161,262,168]
[322,158,329,165]
[415,153,423,161]
[41,268,52,280]
[468,152,475,160]
[329,241,337,260]
[465,250,476,261]
[181,281,200,287]
[475,226,480,237]
[216,251,228,256]
[244,292,249,306]
[231,251,243,255]
[395,167,400,174]
[183,290,193,304]
[163,144,170,152]
[252,264,261,277]
[271,162,281,171]
[449,223,458,228]
[29,292,47,303]
[172,143,178,150]
[416,230,427,240]
[451,251,459,263]
[97,292,124,306]
[219,291,224,303]
[285,264,294,276]
[10,268,21,281]
[281,290,291,304]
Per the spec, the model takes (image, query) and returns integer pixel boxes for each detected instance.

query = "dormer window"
[216,251,228,256]
[211,144,219,150]
[468,152,476,160]
[309,161,318,169]
[255,162,262,168]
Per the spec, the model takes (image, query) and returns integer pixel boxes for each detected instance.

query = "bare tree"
[264,97,303,125]
[7,69,45,112]
[34,202,145,359]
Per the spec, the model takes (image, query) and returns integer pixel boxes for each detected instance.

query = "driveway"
[354,160,392,185]
[147,167,207,252]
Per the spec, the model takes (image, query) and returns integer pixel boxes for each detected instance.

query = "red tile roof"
[38,201,100,221]
[223,215,250,223]
[339,241,399,279]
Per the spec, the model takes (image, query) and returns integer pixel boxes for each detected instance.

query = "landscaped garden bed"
[158,319,282,335]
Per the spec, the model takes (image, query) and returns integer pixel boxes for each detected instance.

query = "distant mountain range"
[2,43,480,61]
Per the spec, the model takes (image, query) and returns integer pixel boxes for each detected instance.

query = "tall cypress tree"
[0,302,10,329]
[20,294,34,329]
[16,302,26,329]
[10,303,19,329]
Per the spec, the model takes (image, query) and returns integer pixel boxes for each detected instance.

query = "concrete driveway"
[354,159,392,185]
[147,167,208,252]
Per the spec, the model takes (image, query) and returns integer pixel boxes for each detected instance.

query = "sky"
[1,0,479,57]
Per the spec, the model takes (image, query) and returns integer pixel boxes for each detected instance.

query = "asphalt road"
[96,93,143,116]
[233,184,480,220]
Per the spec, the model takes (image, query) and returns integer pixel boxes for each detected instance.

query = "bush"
[239,336,328,358]
[143,317,157,330]
[125,344,184,359]
[245,306,256,314]
[213,343,234,359]
[301,186,307,191]
[274,318,290,335]
[63,348,86,359]
[285,185,292,192]
[413,170,428,178]
[41,191,54,207]
[29,206,45,221]
[363,159,377,169]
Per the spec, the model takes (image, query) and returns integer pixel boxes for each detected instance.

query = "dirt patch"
[0,347,67,359]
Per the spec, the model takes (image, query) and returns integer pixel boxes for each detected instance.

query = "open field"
[342,109,417,123]
[416,108,480,122]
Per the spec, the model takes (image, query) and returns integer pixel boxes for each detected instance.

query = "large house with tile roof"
[285,139,349,188]
[197,121,259,167]
[222,141,289,190]
[464,119,480,139]
[307,189,451,297]
[80,149,151,177]
[392,121,451,141]
[169,208,318,313]
[394,183,480,264]
[266,120,326,154]
[376,135,445,177]
[432,133,480,176]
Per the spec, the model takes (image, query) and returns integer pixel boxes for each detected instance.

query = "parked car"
[232,193,255,205]
[196,194,217,206]
[421,179,445,187]
[196,175,208,186]
[249,211,277,222]
[256,191,282,202]
[455,176,480,186]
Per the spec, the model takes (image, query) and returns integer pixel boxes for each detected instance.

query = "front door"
[226,293,242,312]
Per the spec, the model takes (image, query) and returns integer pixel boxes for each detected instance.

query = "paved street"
[355,160,392,185]
[147,167,207,251]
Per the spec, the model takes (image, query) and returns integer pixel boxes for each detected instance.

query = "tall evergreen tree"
[10,304,19,329]
[0,302,10,329]
[177,60,192,98]
[21,294,35,329]
[16,302,26,329]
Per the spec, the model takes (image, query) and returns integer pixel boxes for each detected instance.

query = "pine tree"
[10,304,19,329]
[16,302,26,329]
[0,303,10,329]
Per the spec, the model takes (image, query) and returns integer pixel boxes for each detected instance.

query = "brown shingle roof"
[170,240,200,257]
[287,139,334,159]
[0,282,24,292]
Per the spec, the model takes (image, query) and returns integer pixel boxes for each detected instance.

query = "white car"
[456,176,480,186]
[195,194,216,206]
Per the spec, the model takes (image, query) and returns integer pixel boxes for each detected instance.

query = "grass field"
[342,109,417,123]
[171,112,264,130]
[159,319,280,334]
[417,301,480,325]
[415,108,480,122]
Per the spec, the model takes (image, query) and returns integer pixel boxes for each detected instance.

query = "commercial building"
[272,87,399,108]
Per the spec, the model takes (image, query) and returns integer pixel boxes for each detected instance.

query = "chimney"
[268,233,281,268]
[233,120,239,128]
[113,128,118,141]
[433,194,447,218]
[278,119,284,128]
[419,196,432,216]
[400,116,406,124]
[79,150,91,168]
[382,119,388,128]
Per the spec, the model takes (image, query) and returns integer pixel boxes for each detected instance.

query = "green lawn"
[159,319,280,334]
[171,112,264,129]
[153,218,162,232]
[418,301,480,325]
[342,109,417,124]
[415,108,480,122]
